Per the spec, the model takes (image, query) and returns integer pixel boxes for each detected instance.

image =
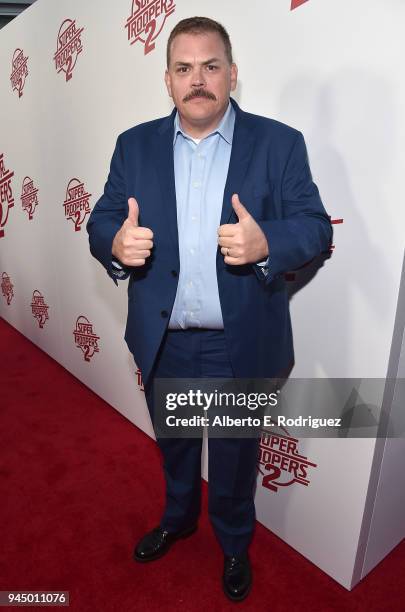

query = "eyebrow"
[174,58,222,67]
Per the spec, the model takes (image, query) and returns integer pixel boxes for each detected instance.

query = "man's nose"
[191,66,205,87]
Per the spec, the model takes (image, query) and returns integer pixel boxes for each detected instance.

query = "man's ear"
[230,63,238,92]
[165,70,172,98]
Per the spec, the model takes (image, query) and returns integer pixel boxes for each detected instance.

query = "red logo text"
[21,177,39,220]
[73,316,100,362]
[54,18,84,81]
[11,49,28,97]
[63,178,91,231]
[0,153,15,239]
[258,426,317,493]
[1,272,14,305]
[31,290,49,329]
[125,0,176,55]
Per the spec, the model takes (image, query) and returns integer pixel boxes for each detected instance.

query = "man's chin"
[184,110,215,124]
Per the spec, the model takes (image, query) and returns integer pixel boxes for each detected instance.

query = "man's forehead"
[170,31,227,61]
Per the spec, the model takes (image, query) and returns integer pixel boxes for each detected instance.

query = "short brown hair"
[166,17,233,67]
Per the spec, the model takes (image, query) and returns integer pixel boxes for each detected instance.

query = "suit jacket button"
[171,270,178,277]
[161,310,168,318]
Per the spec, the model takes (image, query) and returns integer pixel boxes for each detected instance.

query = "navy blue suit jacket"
[87,98,332,387]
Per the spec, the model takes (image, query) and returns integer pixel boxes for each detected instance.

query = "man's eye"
[177,67,189,73]
[207,65,218,71]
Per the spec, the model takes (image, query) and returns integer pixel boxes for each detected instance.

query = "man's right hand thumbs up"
[112,197,154,267]
[127,196,139,227]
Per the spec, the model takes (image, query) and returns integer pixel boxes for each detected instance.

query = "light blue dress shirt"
[111,101,269,324]
[168,101,236,329]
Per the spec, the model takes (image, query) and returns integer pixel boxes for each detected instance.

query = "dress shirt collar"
[173,100,235,147]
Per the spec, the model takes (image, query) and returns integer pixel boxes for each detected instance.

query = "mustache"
[183,88,217,102]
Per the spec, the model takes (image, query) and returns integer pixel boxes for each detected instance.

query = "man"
[87,16,332,602]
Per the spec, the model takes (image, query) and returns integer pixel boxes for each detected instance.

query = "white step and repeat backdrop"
[1,0,404,590]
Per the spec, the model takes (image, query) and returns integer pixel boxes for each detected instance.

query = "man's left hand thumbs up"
[217,193,269,265]
[231,193,250,221]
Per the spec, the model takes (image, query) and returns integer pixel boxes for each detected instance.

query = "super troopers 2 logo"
[125,0,176,55]
[21,177,39,220]
[10,48,28,98]
[73,316,100,362]
[63,178,91,231]
[0,153,15,239]
[257,424,317,493]
[31,290,49,329]
[1,272,14,305]
[136,367,144,392]
[54,18,84,81]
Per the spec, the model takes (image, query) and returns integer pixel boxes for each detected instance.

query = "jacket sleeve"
[86,135,130,286]
[254,131,333,285]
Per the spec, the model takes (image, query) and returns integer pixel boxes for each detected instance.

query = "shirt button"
[191,215,197,221]
[171,270,178,277]
[190,248,194,254]
[193,181,201,188]
[161,310,168,318]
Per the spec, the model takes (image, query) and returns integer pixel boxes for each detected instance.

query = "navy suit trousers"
[143,328,260,557]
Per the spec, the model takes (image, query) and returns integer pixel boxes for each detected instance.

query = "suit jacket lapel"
[220,99,256,226]
[152,108,179,256]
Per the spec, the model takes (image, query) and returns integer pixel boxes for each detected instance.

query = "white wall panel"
[1,0,404,589]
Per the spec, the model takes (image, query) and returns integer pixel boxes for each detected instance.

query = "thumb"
[127,197,139,227]
[232,193,250,221]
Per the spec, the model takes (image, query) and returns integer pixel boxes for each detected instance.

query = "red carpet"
[0,316,404,611]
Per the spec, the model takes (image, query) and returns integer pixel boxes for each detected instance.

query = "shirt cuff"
[111,259,123,270]
[111,258,129,278]
[255,256,269,277]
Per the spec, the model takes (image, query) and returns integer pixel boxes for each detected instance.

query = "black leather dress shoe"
[222,554,252,602]
[133,524,197,563]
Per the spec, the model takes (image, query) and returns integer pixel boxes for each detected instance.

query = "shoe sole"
[133,524,197,563]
